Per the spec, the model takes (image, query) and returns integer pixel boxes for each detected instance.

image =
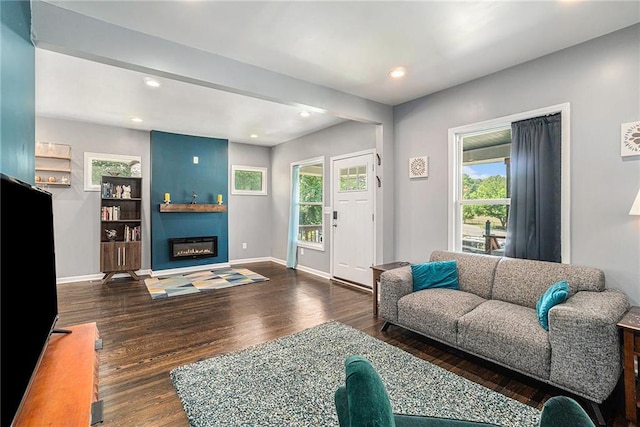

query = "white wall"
[228,142,272,261]
[393,24,640,303]
[271,121,377,273]
[35,116,151,280]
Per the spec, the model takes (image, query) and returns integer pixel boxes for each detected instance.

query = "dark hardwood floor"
[55,262,629,426]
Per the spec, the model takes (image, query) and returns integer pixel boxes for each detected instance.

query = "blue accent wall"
[1,0,35,183]
[151,131,229,270]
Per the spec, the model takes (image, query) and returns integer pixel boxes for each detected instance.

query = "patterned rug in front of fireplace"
[143,267,269,299]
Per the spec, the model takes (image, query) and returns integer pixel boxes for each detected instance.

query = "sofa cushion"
[411,260,459,291]
[536,280,570,330]
[491,257,604,308]
[457,300,551,379]
[398,289,486,346]
[429,250,500,300]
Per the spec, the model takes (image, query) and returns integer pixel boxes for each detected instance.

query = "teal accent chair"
[334,355,596,427]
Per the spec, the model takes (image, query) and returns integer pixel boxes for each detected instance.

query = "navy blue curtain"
[505,113,561,262]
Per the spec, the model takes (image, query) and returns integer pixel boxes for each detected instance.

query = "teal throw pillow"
[411,260,459,292]
[536,280,570,331]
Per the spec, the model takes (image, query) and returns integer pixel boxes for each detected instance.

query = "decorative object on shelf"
[191,190,198,204]
[621,121,640,158]
[164,192,171,204]
[217,194,223,205]
[105,229,117,241]
[84,152,142,191]
[121,185,131,199]
[35,142,72,187]
[409,156,429,179]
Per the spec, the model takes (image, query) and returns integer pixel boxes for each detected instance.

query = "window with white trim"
[294,158,324,250]
[449,103,570,262]
[457,126,511,256]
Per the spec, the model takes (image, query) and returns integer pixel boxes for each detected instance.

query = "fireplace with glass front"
[168,236,217,261]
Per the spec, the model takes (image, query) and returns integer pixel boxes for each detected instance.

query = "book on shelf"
[123,225,141,242]
[101,206,120,221]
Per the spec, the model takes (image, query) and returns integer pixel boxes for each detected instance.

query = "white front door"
[331,152,375,286]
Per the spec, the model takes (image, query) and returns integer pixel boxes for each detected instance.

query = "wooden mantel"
[159,203,227,213]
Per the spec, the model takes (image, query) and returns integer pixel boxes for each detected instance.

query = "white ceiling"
[35,1,640,146]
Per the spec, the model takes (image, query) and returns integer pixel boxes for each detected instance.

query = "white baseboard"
[296,264,331,280]
[57,274,104,284]
[269,257,331,280]
[149,262,231,278]
[229,256,273,264]
[57,269,152,284]
[57,259,333,283]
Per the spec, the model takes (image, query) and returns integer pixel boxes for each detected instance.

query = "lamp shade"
[630,189,640,215]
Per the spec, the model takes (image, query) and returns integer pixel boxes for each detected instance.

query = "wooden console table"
[14,322,103,426]
[371,261,410,316]
[618,306,640,425]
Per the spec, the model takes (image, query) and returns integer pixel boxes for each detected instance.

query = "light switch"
[193,156,199,164]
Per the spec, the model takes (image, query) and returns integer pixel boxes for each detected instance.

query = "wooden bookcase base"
[102,270,140,284]
[14,322,103,426]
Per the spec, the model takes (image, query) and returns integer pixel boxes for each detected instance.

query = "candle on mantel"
[164,193,171,203]
[217,194,223,205]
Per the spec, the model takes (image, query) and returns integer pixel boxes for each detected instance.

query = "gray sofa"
[379,250,629,422]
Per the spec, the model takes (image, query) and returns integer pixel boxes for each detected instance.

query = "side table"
[617,306,640,424]
[371,261,410,316]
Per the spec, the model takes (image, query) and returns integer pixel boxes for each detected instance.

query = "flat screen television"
[1,173,60,426]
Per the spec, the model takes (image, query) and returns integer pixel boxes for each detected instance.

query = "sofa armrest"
[379,266,413,322]
[548,289,630,403]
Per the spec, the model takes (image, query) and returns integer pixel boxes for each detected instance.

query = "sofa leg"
[380,321,391,332]
[588,400,606,426]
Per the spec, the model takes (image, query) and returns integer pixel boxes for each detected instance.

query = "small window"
[231,165,267,195]
[339,165,367,191]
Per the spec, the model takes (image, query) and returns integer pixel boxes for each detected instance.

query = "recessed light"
[299,111,311,118]
[130,117,143,123]
[250,134,258,138]
[143,77,160,88]
[388,67,406,79]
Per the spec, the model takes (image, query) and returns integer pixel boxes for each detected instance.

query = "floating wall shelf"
[159,204,227,213]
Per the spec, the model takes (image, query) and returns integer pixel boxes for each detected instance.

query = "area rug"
[144,267,269,299]
[170,321,541,427]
